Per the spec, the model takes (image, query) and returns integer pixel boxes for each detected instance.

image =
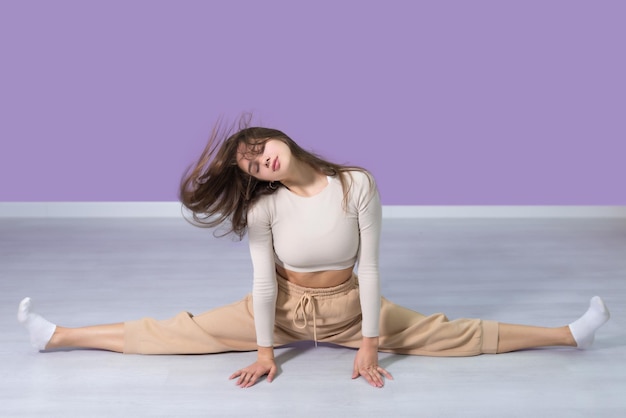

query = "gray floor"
[1,217,625,418]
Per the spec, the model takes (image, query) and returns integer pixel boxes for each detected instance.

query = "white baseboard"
[0,202,625,218]
[0,202,184,218]
[382,205,626,218]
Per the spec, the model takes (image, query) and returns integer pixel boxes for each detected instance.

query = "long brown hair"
[179,115,371,239]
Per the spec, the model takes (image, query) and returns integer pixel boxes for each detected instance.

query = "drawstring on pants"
[293,292,318,346]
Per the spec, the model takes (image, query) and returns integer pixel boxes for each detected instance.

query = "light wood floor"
[1,217,625,417]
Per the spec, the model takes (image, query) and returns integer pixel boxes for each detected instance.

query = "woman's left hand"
[352,337,393,387]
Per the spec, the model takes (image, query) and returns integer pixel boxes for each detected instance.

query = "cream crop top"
[246,170,382,347]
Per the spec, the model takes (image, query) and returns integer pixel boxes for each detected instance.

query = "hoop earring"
[268,181,277,190]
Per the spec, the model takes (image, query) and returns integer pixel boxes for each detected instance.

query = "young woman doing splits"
[18,120,611,388]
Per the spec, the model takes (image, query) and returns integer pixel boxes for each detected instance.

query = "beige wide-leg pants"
[124,274,499,356]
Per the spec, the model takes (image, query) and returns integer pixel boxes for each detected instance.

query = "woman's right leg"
[47,324,125,352]
[18,294,289,355]
[18,297,125,352]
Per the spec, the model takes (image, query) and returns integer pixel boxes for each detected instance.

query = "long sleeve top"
[246,170,382,347]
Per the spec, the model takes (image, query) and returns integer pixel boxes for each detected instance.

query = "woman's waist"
[275,265,355,293]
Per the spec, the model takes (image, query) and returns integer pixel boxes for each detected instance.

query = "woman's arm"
[229,201,278,387]
[354,171,382,340]
[247,201,278,349]
[351,171,393,387]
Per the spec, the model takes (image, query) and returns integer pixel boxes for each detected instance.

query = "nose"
[265,157,270,168]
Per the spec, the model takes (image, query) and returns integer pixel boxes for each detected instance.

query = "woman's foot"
[17,297,57,350]
[568,296,610,349]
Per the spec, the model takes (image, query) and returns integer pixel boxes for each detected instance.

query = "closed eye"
[247,161,260,174]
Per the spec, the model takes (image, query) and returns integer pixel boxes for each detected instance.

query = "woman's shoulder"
[337,169,379,209]
[340,168,377,189]
[246,191,277,223]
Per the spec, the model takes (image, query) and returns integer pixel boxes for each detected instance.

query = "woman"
[18,119,611,388]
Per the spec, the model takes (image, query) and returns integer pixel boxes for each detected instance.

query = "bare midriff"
[275,264,354,288]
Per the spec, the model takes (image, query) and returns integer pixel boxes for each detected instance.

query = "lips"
[272,157,280,171]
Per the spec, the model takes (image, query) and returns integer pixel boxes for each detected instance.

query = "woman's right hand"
[229,347,277,388]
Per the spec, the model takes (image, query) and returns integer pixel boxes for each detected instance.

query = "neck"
[279,162,327,197]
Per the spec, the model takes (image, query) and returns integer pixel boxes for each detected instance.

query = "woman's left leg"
[498,295,610,352]
[330,295,610,356]
[496,323,574,353]
[372,295,610,355]
[373,298,500,356]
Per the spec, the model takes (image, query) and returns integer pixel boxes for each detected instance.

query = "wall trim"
[0,202,625,218]
[382,205,626,218]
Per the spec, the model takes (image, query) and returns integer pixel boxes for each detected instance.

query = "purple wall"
[1,1,624,205]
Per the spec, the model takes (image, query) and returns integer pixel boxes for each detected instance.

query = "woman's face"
[236,139,291,182]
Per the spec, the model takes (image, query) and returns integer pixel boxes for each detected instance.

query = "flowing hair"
[179,115,372,240]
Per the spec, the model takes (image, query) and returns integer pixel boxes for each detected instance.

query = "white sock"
[17,297,57,351]
[568,296,610,349]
